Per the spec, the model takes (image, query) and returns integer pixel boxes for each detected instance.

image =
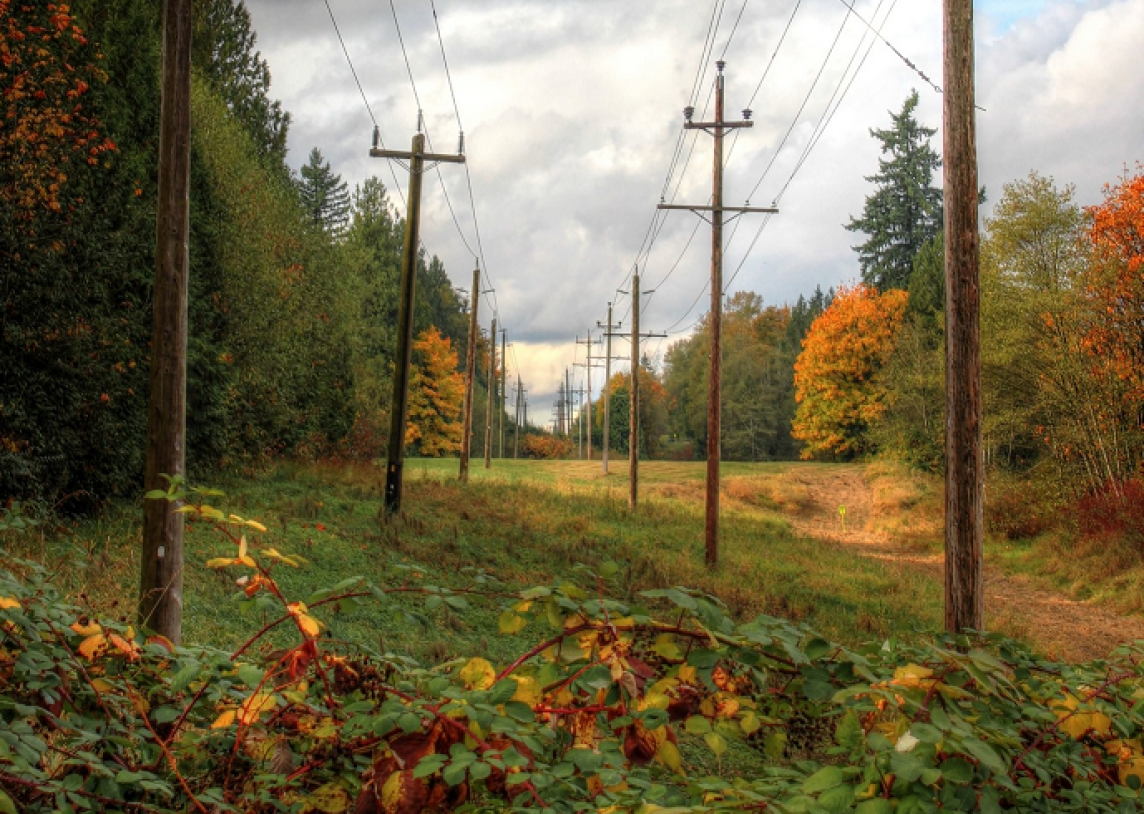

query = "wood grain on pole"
[383,134,425,514]
[499,330,506,457]
[943,0,984,632]
[630,274,640,510]
[705,69,725,569]
[459,267,480,482]
[603,304,612,475]
[485,318,495,469]
[139,0,192,643]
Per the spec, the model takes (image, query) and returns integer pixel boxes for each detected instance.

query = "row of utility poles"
[556,0,982,636]
[139,0,980,646]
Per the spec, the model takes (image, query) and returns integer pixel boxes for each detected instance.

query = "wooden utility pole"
[485,317,496,469]
[140,0,192,642]
[499,328,507,458]
[371,125,465,513]
[597,304,617,475]
[575,334,600,460]
[458,266,480,483]
[514,376,524,458]
[659,61,776,567]
[565,369,573,437]
[629,274,640,509]
[943,0,983,633]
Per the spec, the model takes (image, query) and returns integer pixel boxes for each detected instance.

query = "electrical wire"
[834,0,942,95]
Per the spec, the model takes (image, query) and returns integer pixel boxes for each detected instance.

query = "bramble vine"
[3,483,1144,812]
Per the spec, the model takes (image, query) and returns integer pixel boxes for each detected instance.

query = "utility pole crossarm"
[684,121,753,131]
[657,204,778,214]
[369,148,466,164]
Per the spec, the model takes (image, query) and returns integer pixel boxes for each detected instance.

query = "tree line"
[1,0,509,510]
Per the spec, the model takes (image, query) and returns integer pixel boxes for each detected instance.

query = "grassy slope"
[1,459,947,664]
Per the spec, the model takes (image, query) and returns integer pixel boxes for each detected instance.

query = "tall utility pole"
[371,123,465,513]
[499,329,507,458]
[943,0,983,633]
[458,266,480,483]
[630,274,640,510]
[484,317,496,469]
[140,0,192,643]
[572,384,586,459]
[659,61,776,567]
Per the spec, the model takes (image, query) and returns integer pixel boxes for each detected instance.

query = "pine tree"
[846,90,943,291]
[297,148,351,234]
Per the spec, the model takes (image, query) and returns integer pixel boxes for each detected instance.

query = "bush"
[5,486,1144,812]
[1077,479,1144,550]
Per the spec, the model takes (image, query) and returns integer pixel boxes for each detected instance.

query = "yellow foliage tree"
[405,327,464,456]
[793,284,908,458]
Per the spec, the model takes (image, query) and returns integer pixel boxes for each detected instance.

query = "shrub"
[1077,478,1144,549]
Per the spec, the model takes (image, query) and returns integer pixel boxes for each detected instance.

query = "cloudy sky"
[244,0,1143,422]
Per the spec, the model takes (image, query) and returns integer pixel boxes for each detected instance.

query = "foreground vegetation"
[5,463,1144,813]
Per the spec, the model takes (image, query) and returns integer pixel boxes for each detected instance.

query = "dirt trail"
[785,467,1144,662]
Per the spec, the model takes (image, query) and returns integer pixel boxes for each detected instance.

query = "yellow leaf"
[297,613,322,639]
[654,739,683,775]
[892,663,934,688]
[510,675,541,706]
[1121,756,1144,788]
[79,633,106,661]
[91,678,115,693]
[238,534,248,560]
[238,555,257,567]
[212,709,237,729]
[239,692,278,726]
[498,610,527,634]
[677,665,698,684]
[380,772,405,814]
[206,557,235,569]
[459,657,497,690]
[71,619,101,636]
[246,519,268,533]
[0,597,19,610]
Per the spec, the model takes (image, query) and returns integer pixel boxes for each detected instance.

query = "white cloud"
[244,0,1142,415]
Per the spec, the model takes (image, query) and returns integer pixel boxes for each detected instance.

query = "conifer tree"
[297,147,351,235]
[846,90,943,291]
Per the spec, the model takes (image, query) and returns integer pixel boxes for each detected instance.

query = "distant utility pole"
[514,376,524,458]
[575,334,601,460]
[943,0,983,633]
[565,369,573,437]
[458,266,480,483]
[140,0,192,643]
[596,303,625,476]
[499,329,507,458]
[485,317,496,469]
[659,61,776,567]
[619,272,667,511]
[572,384,586,459]
[371,119,465,513]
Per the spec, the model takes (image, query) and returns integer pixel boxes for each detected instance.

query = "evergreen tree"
[846,90,943,291]
[193,0,290,167]
[297,148,351,234]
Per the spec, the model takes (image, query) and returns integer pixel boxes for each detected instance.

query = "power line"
[719,0,751,59]
[834,0,942,96]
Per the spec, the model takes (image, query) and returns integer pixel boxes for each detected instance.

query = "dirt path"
[785,467,1144,662]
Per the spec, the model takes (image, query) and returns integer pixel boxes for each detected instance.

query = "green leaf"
[686,648,720,669]
[489,679,518,705]
[469,761,492,781]
[910,722,943,744]
[567,747,603,774]
[939,756,974,784]
[803,765,845,794]
[856,798,894,814]
[684,716,711,735]
[442,761,467,787]
[703,731,727,757]
[805,637,832,660]
[237,665,265,689]
[413,754,447,778]
[599,561,619,579]
[817,784,856,813]
[960,736,1007,775]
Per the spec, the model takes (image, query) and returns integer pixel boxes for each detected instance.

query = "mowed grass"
[2,459,945,665]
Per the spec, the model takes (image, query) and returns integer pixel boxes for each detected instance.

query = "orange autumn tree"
[1083,165,1144,401]
[0,1,116,226]
[405,327,464,456]
[793,283,908,458]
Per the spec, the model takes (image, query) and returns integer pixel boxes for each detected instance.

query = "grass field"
[1,458,950,665]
